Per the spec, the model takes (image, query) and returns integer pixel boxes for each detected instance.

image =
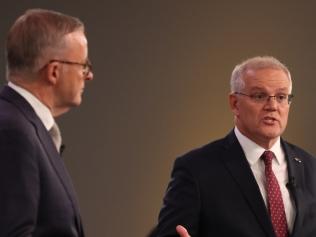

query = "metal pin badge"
[294,157,302,163]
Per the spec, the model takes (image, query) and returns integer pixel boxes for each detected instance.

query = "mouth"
[263,116,279,125]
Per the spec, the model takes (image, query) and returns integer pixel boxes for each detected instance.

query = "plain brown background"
[1,1,316,236]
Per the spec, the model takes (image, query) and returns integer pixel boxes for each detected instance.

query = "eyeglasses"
[234,92,294,105]
[47,59,92,76]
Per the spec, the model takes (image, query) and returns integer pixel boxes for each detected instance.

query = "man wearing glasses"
[154,56,316,237]
[0,9,93,236]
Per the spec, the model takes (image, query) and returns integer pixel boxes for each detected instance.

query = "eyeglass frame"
[43,59,92,76]
[234,92,294,104]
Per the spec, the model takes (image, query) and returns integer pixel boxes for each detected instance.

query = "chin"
[67,101,81,108]
[73,97,82,106]
[74,101,82,107]
[256,128,281,141]
[261,125,282,135]
[262,131,281,140]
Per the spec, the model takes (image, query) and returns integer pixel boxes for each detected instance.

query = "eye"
[276,94,287,101]
[251,93,267,101]
[82,62,89,70]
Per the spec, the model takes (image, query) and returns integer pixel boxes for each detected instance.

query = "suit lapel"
[0,86,82,225]
[281,141,305,237]
[221,131,276,237]
[36,122,81,206]
[36,121,84,235]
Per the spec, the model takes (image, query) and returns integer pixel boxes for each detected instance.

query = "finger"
[176,225,191,237]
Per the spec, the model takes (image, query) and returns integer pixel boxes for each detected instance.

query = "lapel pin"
[294,157,302,163]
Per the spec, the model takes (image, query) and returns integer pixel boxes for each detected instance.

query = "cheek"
[75,76,84,86]
[280,109,290,123]
[239,110,258,126]
[68,76,81,89]
[241,105,260,118]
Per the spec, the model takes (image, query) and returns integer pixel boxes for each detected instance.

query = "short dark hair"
[6,8,84,76]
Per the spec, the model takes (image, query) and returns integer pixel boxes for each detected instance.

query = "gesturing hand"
[176,225,191,237]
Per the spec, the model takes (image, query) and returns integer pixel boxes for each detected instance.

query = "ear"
[45,62,60,85]
[229,93,240,116]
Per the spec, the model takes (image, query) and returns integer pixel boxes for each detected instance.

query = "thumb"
[176,225,191,237]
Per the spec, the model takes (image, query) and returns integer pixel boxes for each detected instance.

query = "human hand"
[176,225,191,237]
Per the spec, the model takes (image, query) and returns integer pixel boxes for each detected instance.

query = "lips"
[263,116,279,124]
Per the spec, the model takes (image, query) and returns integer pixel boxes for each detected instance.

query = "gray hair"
[6,8,84,78]
[230,56,292,93]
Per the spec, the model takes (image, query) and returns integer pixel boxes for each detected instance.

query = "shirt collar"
[8,82,54,130]
[234,126,285,166]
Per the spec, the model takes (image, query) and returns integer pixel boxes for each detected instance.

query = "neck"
[9,73,71,118]
[9,75,56,114]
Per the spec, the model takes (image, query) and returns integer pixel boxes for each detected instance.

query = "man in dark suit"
[0,9,93,236]
[154,56,316,237]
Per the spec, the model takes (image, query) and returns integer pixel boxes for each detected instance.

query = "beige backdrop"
[1,1,316,236]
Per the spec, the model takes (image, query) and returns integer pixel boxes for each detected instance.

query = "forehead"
[62,30,88,59]
[65,30,88,47]
[243,68,291,92]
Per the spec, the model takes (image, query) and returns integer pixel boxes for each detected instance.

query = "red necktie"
[262,151,289,237]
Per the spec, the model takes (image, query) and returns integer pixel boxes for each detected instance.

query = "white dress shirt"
[234,127,295,232]
[8,82,55,131]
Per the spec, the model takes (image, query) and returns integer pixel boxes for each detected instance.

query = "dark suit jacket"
[156,130,316,237]
[0,86,84,237]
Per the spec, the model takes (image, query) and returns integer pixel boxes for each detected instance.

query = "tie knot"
[262,150,275,167]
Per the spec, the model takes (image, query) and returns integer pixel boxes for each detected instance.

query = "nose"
[264,96,277,110]
[85,71,94,81]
